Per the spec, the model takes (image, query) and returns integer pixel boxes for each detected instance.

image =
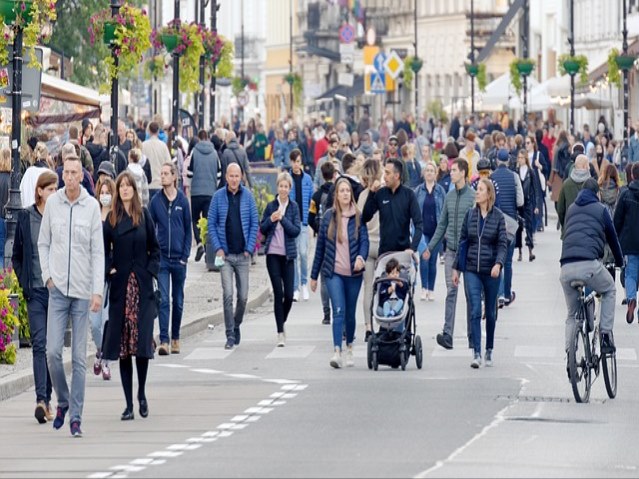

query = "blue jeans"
[325,273,363,348]
[46,286,89,423]
[382,299,404,317]
[465,271,500,355]
[498,240,516,299]
[27,287,52,404]
[625,255,639,301]
[420,237,440,290]
[220,253,250,341]
[158,259,187,343]
[293,226,309,291]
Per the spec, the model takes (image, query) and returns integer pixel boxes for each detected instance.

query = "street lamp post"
[108,0,121,166]
[240,0,245,122]
[172,0,180,141]
[569,0,575,135]
[210,0,219,124]
[289,0,293,115]
[198,0,205,130]
[414,0,418,118]
[470,0,475,115]
[622,0,630,165]
[4,26,25,265]
[522,0,529,135]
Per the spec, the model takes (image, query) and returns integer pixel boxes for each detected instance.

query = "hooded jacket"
[220,140,252,188]
[37,186,105,299]
[561,189,623,266]
[613,181,639,255]
[557,167,590,235]
[127,163,150,206]
[189,140,220,197]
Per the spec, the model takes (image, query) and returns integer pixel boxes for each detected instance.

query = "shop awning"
[315,76,364,101]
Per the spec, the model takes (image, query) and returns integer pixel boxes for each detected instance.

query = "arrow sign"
[373,53,386,74]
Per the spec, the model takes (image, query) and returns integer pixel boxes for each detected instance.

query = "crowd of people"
[5,106,639,435]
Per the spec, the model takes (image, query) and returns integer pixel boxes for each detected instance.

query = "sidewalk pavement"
[0,252,272,402]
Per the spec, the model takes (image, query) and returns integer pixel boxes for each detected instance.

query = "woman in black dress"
[103,171,160,421]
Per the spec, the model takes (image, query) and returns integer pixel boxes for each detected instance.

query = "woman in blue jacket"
[414,161,446,301]
[260,172,301,347]
[453,178,507,369]
[310,177,369,369]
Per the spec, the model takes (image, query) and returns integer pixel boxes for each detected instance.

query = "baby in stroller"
[377,258,409,323]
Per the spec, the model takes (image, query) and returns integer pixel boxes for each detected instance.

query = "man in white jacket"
[38,154,104,438]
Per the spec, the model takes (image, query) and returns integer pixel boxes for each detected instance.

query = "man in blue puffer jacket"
[149,163,192,355]
[208,163,259,350]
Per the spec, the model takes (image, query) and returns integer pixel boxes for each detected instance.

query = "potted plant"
[212,37,234,79]
[509,58,536,94]
[152,19,205,94]
[0,287,19,364]
[282,73,303,108]
[201,27,224,66]
[232,75,249,97]
[0,0,57,67]
[0,268,28,347]
[558,53,589,85]
[143,54,167,81]
[88,3,152,93]
[607,48,636,88]
[465,63,479,77]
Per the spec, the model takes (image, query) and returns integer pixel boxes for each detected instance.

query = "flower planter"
[615,54,636,71]
[410,58,423,73]
[0,0,32,24]
[563,60,580,75]
[516,62,534,76]
[161,33,178,53]
[465,64,479,77]
[8,293,18,347]
[103,21,116,45]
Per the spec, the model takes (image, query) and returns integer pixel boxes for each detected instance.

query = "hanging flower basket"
[161,33,178,52]
[284,73,295,85]
[152,20,205,94]
[615,54,636,71]
[516,61,534,76]
[89,3,152,93]
[201,27,224,65]
[465,63,479,77]
[558,54,589,86]
[409,57,423,73]
[0,0,57,67]
[509,58,536,94]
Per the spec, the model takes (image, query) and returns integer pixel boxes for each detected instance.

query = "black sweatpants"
[266,254,295,333]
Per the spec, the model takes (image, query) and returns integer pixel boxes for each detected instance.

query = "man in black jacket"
[560,179,623,355]
[362,158,423,256]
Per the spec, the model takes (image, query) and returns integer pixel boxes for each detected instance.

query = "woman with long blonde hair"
[311,177,369,369]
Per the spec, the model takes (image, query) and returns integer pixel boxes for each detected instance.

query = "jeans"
[560,260,617,352]
[321,274,331,317]
[158,259,187,343]
[27,287,52,404]
[498,240,516,299]
[420,236,440,290]
[382,298,404,316]
[465,271,500,355]
[266,254,295,333]
[293,226,309,291]
[191,195,212,245]
[325,273,363,348]
[220,253,250,341]
[625,255,639,301]
[89,284,109,352]
[442,249,471,343]
[46,287,89,423]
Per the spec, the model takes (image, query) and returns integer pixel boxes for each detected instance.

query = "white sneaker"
[420,289,427,301]
[293,290,300,302]
[277,333,285,347]
[302,284,309,301]
[427,291,435,302]
[330,349,342,369]
[345,346,354,367]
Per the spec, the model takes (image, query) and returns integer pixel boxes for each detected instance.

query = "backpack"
[315,189,330,233]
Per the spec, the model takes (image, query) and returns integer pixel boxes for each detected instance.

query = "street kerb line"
[86,376,308,479]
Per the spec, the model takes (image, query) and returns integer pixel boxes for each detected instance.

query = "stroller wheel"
[367,339,373,370]
[372,351,379,371]
[400,346,408,371]
[415,335,423,370]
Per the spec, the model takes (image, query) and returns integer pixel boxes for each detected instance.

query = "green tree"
[49,0,143,88]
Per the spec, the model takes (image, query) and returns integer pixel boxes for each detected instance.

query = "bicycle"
[567,280,617,403]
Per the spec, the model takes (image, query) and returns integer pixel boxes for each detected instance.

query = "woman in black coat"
[515,149,540,262]
[103,171,160,421]
[260,172,301,347]
[453,178,507,369]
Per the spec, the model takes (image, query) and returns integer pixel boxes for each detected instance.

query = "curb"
[0,285,271,403]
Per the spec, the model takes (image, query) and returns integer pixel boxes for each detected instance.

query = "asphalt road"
[1,218,639,478]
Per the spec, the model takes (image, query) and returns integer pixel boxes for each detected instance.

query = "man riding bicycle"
[559,178,624,355]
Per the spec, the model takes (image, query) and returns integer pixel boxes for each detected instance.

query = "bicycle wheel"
[568,323,591,403]
[602,351,617,399]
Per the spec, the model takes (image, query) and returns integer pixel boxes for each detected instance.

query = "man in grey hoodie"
[38,154,104,438]
[557,155,591,239]
[188,129,220,261]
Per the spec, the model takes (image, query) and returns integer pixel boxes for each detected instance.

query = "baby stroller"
[367,251,423,371]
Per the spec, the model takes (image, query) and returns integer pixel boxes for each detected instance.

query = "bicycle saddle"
[570,280,586,288]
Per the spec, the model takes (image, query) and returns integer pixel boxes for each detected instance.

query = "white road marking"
[616,348,637,361]
[110,466,145,472]
[147,451,184,458]
[154,363,189,368]
[265,345,315,359]
[431,348,473,357]
[88,474,112,479]
[190,368,223,375]
[226,373,260,379]
[514,346,558,358]
[184,348,234,360]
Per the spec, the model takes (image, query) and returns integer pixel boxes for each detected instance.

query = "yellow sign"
[383,50,404,80]
[363,46,379,66]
